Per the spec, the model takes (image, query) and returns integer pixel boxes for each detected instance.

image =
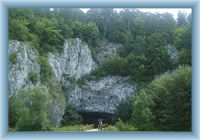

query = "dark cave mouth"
[79,111,115,128]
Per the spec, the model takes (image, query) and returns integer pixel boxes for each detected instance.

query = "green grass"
[9,127,16,131]
[51,125,82,131]
[103,125,119,131]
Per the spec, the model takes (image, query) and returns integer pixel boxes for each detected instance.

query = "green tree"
[131,65,192,131]
[9,19,29,41]
[14,87,51,131]
[115,98,133,122]
[82,22,100,46]
[177,11,187,26]
[61,104,83,126]
[131,90,155,130]
[150,65,191,130]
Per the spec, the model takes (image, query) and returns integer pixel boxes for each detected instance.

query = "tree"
[14,87,51,131]
[82,22,100,46]
[9,19,29,41]
[61,104,83,126]
[115,98,133,122]
[177,11,187,26]
[131,65,192,131]
[131,90,155,130]
[174,26,191,50]
[9,97,22,128]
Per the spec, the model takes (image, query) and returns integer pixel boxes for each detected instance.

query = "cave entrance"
[79,111,114,128]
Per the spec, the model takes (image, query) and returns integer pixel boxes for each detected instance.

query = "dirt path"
[85,129,98,131]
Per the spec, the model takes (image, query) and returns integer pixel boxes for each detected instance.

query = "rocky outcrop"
[8,39,136,125]
[48,38,96,81]
[8,40,41,97]
[8,40,65,127]
[67,76,137,114]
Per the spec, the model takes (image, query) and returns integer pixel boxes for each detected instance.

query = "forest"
[9,8,191,131]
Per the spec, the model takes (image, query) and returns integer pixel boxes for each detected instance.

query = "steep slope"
[8,40,41,97]
[48,38,96,81]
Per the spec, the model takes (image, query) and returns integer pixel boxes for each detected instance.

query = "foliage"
[61,104,83,126]
[12,87,51,131]
[37,56,53,84]
[103,125,119,131]
[9,52,17,65]
[130,65,191,131]
[28,70,38,84]
[9,19,29,41]
[131,90,156,130]
[115,98,133,122]
[47,84,66,126]
[8,8,192,131]
[174,26,191,50]
[178,48,191,65]
[115,119,138,131]
[9,97,22,128]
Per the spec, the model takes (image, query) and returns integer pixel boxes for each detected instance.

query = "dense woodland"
[9,8,191,131]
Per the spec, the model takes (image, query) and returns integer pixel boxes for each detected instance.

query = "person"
[98,119,103,131]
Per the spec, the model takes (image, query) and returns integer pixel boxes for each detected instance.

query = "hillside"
[8,8,191,131]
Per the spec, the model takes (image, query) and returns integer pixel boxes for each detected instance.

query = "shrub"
[115,119,137,131]
[28,70,38,84]
[103,125,119,131]
[9,52,17,65]
[37,56,53,84]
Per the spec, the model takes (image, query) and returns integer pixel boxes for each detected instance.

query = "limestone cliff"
[8,38,134,126]
[8,40,41,97]
[66,76,137,113]
[48,38,96,81]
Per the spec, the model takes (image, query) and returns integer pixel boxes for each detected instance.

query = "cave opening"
[79,111,115,128]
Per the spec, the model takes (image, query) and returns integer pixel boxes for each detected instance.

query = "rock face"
[8,40,65,127]
[67,76,137,113]
[8,38,137,126]
[48,38,96,81]
[8,40,41,97]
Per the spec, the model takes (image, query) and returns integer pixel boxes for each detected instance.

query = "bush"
[90,67,106,78]
[103,125,119,131]
[115,119,137,131]
[9,52,17,65]
[37,56,53,84]
[28,70,38,84]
